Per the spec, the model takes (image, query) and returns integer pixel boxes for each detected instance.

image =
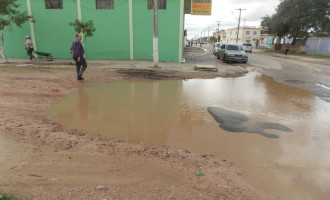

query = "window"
[253,31,257,35]
[96,0,114,9]
[148,0,167,9]
[45,0,63,9]
[226,45,240,51]
[246,31,250,35]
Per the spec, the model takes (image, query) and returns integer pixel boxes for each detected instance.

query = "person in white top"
[25,36,35,60]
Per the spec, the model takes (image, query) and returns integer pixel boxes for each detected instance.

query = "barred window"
[148,0,166,9]
[246,31,250,35]
[96,0,114,9]
[253,31,257,35]
[45,0,63,9]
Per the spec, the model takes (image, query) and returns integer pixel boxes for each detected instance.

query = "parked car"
[242,43,252,53]
[212,42,223,55]
[216,44,248,63]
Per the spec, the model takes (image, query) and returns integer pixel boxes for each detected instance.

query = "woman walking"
[25,36,35,61]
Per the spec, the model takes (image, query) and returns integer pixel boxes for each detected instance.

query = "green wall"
[4,0,183,62]
[4,1,30,58]
[30,1,77,59]
[81,0,130,59]
[132,0,181,62]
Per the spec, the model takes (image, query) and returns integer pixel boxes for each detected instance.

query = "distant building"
[225,26,261,47]
[212,30,226,43]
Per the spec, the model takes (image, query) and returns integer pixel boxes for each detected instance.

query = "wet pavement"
[48,72,330,200]
[247,51,330,103]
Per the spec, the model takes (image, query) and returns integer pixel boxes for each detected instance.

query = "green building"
[5,0,185,62]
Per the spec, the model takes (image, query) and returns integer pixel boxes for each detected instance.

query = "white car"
[212,42,223,55]
[242,43,252,53]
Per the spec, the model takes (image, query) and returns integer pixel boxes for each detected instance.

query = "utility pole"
[235,8,245,45]
[216,21,221,42]
[152,0,159,67]
[203,29,206,42]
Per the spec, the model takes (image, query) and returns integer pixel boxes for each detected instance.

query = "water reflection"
[207,106,292,138]
[47,72,330,200]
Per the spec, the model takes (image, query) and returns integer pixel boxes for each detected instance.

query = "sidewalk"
[1,47,249,77]
[2,58,195,71]
[260,50,330,65]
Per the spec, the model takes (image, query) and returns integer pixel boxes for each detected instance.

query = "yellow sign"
[191,0,212,15]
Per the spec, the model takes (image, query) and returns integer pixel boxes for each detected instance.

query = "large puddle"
[47,72,330,200]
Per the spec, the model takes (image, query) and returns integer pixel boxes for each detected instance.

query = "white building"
[212,29,226,43]
[225,26,261,47]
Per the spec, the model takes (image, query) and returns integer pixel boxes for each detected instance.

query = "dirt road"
[0,65,275,200]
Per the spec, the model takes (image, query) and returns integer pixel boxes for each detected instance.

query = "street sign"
[191,0,212,15]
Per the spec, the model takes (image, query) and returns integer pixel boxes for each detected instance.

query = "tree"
[0,0,32,62]
[69,19,96,43]
[209,36,217,43]
[261,0,330,43]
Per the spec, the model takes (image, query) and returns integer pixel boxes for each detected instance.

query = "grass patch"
[0,192,16,200]
[265,49,304,55]
[307,54,330,59]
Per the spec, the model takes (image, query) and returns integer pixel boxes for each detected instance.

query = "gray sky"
[185,0,280,39]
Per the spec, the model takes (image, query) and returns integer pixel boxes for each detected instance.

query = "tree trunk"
[292,37,296,45]
[0,30,8,63]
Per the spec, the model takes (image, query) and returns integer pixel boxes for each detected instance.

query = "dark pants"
[27,48,34,60]
[73,56,87,78]
[285,49,289,55]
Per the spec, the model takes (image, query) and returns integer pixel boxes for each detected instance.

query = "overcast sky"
[185,0,280,39]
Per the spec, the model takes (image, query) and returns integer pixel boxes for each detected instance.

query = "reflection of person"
[71,34,87,80]
[284,43,290,55]
[77,88,90,122]
[25,36,35,61]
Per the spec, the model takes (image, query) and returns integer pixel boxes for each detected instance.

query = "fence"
[305,38,330,56]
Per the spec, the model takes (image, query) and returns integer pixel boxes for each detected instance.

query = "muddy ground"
[0,65,276,200]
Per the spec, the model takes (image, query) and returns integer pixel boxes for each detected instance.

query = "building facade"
[212,29,226,43]
[259,34,274,49]
[5,0,185,62]
[225,26,261,47]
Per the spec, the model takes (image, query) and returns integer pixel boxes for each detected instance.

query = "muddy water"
[47,72,330,200]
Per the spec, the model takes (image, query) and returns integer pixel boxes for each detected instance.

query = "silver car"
[216,44,248,63]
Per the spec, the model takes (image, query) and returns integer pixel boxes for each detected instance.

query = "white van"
[242,43,252,53]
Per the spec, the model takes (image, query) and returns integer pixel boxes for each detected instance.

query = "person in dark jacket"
[284,43,290,55]
[71,34,87,80]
